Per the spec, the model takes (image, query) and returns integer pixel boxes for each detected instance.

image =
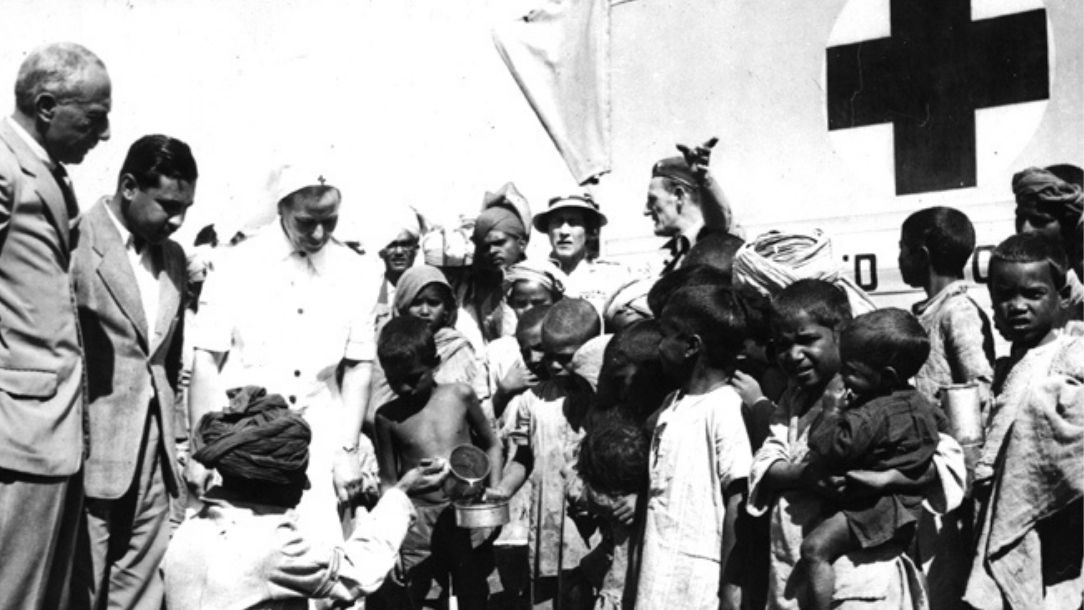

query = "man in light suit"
[70,135,196,609]
[0,43,111,609]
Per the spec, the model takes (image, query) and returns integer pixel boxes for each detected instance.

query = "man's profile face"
[122,175,195,245]
[281,188,341,254]
[43,67,112,165]
[644,178,681,237]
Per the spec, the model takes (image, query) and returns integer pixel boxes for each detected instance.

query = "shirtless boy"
[372,316,502,609]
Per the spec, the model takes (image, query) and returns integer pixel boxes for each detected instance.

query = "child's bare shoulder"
[431,382,477,403]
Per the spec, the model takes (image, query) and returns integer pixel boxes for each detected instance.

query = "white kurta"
[635,385,752,610]
[193,224,380,547]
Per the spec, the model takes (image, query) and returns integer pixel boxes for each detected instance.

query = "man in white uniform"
[187,164,380,547]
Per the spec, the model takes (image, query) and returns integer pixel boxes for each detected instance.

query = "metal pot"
[444,444,491,501]
[454,500,510,528]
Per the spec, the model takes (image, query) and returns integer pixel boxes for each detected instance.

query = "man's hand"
[396,458,450,495]
[676,136,719,181]
[498,361,539,397]
[333,448,366,505]
[729,370,765,407]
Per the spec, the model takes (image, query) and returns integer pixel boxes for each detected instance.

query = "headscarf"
[193,386,310,487]
[1012,166,1084,226]
[503,259,568,297]
[603,277,654,324]
[473,206,526,244]
[393,265,458,327]
[732,229,876,315]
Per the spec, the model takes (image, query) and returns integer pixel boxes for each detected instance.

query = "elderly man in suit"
[69,135,196,609]
[0,42,111,609]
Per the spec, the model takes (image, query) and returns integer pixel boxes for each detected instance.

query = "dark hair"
[661,284,748,368]
[377,317,438,372]
[840,308,930,382]
[578,419,649,496]
[279,185,340,211]
[119,134,198,190]
[684,232,744,276]
[647,264,730,317]
[990,232,1069,290]
[770,279,852,331]
[596,319,674,422]
[541,298,601,350]
[194,223,218,248]
[901,207,975,276]
[516,303,551,335]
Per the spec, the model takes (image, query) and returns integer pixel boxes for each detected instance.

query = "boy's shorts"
[388,500,500,607]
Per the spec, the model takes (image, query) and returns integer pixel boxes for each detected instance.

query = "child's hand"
[799,462,845,500]
[498,361,539,396]
[730,370,765,407]
[844,469,898,491]
[612,493,637,527]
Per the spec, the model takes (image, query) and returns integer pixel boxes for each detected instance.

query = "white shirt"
[104,200,160,331]
[556,257,632,317]
[192,222,380,409]
[4,116,50,166]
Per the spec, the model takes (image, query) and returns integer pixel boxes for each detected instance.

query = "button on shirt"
[192,224,379,407]
[104,200,160,331]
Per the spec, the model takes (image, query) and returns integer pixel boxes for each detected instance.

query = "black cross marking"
[827,1,1049,195]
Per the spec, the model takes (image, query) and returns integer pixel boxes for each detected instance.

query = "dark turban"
[193,386,311,488]
[473,206,526,244]
[1012,167,1084,226]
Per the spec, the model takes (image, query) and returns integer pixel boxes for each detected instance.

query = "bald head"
[14,42,111,164]
[15,43,107,115]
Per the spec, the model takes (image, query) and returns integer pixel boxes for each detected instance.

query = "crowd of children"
[166,160,1083,610]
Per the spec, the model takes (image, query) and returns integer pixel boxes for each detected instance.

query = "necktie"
[51,163,79,219]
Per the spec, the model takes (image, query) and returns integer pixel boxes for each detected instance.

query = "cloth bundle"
[733,229,876,315]
[421,224,474,268]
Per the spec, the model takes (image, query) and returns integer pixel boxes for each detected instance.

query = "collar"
[103,201,146,253]
[272,217,330,272]
[912,279,972,316]
[4,116,52,168]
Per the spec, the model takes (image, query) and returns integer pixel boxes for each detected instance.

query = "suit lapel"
[0,121,71,253]
[88,203,150,347]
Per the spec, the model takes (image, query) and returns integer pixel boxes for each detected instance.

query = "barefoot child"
[800,309,943,610]
[372,316,503,609]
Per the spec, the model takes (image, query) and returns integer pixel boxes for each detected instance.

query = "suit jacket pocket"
[0,368,58,398]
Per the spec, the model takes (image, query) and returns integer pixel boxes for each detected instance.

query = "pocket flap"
[0,368,58,398]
